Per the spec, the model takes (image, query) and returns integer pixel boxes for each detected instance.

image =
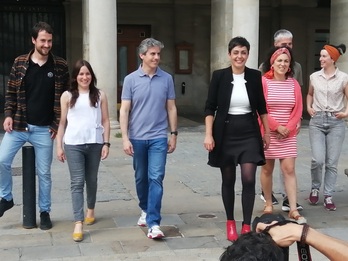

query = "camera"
[252,213,312,261]
[252,213,290,261]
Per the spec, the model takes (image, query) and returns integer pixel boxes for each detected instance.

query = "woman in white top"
[56,59,110,242]
[204,37,270,241]
[307,44,348,211]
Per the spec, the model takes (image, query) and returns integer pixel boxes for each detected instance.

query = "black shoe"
[0,198,14,217]
[260,191,279,205]
[281,197,304,212]
[40,211,52,230]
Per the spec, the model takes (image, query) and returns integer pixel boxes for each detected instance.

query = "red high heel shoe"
[241,223,251,234]
[226,220,238,241]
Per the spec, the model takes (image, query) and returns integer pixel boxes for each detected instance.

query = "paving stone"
[21,244,81,260]
[165,236,220,250]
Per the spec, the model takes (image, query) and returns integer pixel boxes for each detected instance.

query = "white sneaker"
[147,225,164,239]
[137,210,147,227]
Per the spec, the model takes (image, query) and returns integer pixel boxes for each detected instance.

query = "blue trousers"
[131,138,168,228]
[0,125,53,213]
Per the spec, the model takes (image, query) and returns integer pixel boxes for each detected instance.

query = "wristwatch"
[170,131,178,136]
[103,142,111,147]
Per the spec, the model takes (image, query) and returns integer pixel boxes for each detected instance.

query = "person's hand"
[263,134,270,150]
[334,111,348,119]
[167,135,177,153]
[56,148,66,163]
[307,107,316,117]
[3,117,13,133]
[256,221,302,248]
[296,120,301,135]
[276,133,286,140]
[49,129,57,139]
[122,139,134,156]
[276,125,289,138]
[101,145,109,160]
[204,135,215,152]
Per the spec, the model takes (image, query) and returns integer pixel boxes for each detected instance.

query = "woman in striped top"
[260,46,306,224]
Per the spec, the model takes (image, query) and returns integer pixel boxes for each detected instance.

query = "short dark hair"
[31,21,53,40]
[261,46,295,78]
[228,37,250,53]
[220,232,284,261]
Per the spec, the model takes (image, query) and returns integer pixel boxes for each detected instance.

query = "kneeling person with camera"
[220,214,348,261]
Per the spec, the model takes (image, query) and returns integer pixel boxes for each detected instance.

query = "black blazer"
[204,66,267,167]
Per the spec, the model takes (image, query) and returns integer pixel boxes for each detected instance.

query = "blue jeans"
[0,124,53,213]
[309,112,346,196]
[131,138,168,228]
[64,144,103,222]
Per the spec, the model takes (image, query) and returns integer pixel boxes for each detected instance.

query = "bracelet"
[103,142,111,148]
[300,224,309,245]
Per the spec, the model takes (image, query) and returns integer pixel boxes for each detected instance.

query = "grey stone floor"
[0,117,347,260]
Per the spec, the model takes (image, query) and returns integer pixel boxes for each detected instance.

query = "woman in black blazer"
[204,37,270,241]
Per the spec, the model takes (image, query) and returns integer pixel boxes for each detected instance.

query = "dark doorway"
[117,25,151,106]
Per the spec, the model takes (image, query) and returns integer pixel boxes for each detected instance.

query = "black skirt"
[217,113,265,167]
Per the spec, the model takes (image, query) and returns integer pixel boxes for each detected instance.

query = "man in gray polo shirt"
[120,38,178,239]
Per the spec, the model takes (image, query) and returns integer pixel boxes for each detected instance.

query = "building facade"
[1,0,347,127]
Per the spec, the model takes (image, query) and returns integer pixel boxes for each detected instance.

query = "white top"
[64,92,104,145]
[310,68,348,112]
[229,73,251,114]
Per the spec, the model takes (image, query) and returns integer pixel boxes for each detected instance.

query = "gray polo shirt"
[121,65,176,140]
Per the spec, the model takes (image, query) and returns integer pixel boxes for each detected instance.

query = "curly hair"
[220,232,285,261]
[69,59,100,108]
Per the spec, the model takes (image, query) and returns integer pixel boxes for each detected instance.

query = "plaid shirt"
[4,50,69,132]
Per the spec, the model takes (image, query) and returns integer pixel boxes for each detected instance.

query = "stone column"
[330,0,348,73]
[211,0,259,72]
[83,0,118,128]
[232,0,259,69]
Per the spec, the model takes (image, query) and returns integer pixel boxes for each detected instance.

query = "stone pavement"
[1,116,348,260]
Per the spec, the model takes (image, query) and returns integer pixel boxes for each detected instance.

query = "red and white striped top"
[264,78,297,159]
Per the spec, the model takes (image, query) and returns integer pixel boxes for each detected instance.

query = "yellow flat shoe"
[84,217,95,225]
[73,232,83,242]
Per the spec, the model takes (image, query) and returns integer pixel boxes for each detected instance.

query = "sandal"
[263,205,273,214]
[289,210,307,224]
[72,221,84,242]
[84,216,95,225]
